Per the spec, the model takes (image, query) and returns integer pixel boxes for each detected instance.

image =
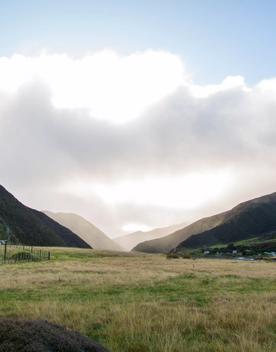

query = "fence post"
[48,251,51,261]
[3,241,7,263]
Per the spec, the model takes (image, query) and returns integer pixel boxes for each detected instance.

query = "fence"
[0,242,51,264]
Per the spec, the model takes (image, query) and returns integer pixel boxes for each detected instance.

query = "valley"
[2,3,276,350]
[1,184,276,351]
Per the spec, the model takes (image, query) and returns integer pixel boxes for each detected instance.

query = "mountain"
[115,223,185,251]
[134,192,276,254]
[133,212,227,253]
[175,192,276,252]
[45,211,122,251]
[0,185,90,248]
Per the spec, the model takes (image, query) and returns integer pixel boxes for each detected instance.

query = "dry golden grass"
[0,248,276,351]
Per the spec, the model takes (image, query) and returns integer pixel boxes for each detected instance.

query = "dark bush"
[166,253,180,259]
[181,252,192,259]
[0,318,109,352]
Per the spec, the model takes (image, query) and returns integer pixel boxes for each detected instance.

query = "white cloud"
[190,75,249,98]
[0,50,187,123]
[1,50,276,235]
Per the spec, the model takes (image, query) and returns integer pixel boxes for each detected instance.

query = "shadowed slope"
[176,192,276,251]
[0,185,90,248]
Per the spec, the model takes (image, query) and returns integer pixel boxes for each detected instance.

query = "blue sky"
[1,0,276,84]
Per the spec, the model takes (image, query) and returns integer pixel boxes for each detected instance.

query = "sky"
[1,1,276,236]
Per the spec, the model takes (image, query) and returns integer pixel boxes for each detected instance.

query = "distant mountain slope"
[115,223,185,251]
[133,212,227,253]
[45,211,122,251]
[0,185,90,248]
[175,192,276,252]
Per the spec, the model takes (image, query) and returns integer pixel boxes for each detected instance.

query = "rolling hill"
[114,223,185,251]
[175,192,276,252]
[134,192,276,254]
[0,185,90,248]
[133,212,227,253]
[45,211,122,251]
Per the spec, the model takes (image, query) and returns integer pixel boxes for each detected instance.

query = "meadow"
[0,248,276,352]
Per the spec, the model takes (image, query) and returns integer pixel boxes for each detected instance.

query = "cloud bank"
[0,50,276,236]
[0,50,186,123]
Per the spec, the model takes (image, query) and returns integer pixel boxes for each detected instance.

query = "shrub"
[166,253,180,259]
[0,318,109,352]
[181,252,192,259]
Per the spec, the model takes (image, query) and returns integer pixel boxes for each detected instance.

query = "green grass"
[209,235,276,249]
[1,248,276,351]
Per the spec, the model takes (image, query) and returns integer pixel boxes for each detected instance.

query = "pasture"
[0,248,276,352]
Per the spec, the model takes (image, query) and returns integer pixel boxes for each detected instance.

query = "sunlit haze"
[1,1,276,236]
[60,171,232,209]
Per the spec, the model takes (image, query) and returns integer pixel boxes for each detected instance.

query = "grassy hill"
[0,185,90,248]
[133,212,227,253]
[176,192,276,252]
[134,192,276,254]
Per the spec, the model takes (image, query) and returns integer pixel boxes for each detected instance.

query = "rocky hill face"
[175,192,276,252]
[45,211,122,251]
[0,185,90,248]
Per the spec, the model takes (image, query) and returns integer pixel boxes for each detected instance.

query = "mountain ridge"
[0,185,90,248]
[133,212,227,253]
[176,192,276,251]
[134,192,276,254]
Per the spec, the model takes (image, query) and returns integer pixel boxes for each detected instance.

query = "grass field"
[1,248,276,352]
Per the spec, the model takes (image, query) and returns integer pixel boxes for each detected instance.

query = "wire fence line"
[0,242,51,264]
[0,216,51,264]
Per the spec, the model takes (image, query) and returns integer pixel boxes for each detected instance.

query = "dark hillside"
[0,185,90,248]
[176,192,276,251]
